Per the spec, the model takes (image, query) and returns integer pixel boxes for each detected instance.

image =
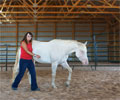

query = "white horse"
[12,39,89,88]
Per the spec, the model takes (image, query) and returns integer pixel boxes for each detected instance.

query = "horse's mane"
[50,39,86,47]
[50,39,78,43]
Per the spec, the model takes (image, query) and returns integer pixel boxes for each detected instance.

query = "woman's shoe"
[11,87,18,90]
[31,88,40,91]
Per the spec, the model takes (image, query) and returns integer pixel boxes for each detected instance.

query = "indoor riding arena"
[0,0,120,100]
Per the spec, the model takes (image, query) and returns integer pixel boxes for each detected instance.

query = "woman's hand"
[33,54,40,58]
[36,55,40,58]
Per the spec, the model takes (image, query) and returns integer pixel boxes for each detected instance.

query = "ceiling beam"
[28,0,33,5]
[18,0,33,18]
[1,11,120,14]
[0,15,112,19]
[0,5,119,8]
[102,0,120,23]
[0,0,6,11]
[1,19,106,23]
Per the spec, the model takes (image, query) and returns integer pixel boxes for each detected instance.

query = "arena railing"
[0,39,120,71]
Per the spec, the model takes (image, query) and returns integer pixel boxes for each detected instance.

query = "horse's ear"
[84,41,87,45]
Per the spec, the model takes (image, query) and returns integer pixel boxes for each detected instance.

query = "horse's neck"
[66,42,78,55]
[51,40,78,55]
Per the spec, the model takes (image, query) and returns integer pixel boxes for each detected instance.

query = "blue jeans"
[12,59,38,90]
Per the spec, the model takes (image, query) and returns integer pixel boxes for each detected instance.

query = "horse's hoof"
[52,85,57,89]
[65,82,69,87]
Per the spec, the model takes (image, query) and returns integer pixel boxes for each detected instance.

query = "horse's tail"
[12,48,20,82]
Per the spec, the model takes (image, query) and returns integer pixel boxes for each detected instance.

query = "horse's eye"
[81,51,84,54]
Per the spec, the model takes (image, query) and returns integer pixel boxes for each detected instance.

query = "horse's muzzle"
[82,59,89,65]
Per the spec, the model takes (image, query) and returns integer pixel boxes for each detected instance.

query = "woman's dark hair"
[21,32,33,44]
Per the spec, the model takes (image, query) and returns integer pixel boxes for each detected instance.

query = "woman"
[12,32,40,91]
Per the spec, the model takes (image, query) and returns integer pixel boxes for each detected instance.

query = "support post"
[54,22,56,39]
[35,22,38,40]
[93,35,98,70]
[72,22,75,40]
[16,22,18,52]
[5,44,8,71]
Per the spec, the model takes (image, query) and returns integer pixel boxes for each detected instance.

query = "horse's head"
[75,41,89,65]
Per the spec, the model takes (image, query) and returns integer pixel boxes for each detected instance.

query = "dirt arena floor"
[0,68,120,100]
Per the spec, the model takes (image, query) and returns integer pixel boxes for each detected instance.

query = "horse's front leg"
[61,61,72,87]
[51,62,58,88]
[27,72,31,84]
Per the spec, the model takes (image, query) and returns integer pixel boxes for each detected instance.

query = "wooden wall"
[108,22,120,62]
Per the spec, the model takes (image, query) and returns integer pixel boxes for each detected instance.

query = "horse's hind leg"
[12,63,19,83]
[61,61,72,87]
[12,48,20,83]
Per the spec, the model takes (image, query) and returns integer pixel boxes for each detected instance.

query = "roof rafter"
[103,0,120,23]
[0,0,119,23]
[1,11,119,14]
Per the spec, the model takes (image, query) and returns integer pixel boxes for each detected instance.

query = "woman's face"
[26,33,32,41]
